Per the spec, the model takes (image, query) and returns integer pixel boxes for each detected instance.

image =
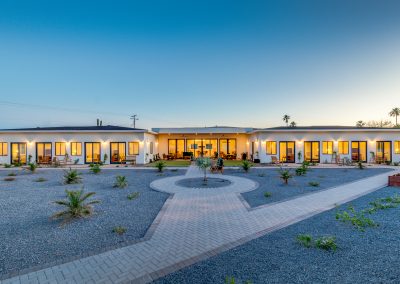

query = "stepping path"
[1,167,397,284]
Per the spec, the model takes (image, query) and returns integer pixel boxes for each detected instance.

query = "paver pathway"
[1,166,397,284]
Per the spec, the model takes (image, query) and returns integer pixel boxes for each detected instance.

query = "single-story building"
[0,125,399,165]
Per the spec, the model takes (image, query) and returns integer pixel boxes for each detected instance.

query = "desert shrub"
[296,234,313,248]
[264,192,272,198]
[35,177,47,182]
[308,181,320,187]
[4,164,12,168]
[336,205,377,231]
[127,192,140,200]
[356,161,365,170]
[90,164,101,174]
[225,276,252,284]
[241,160,252,173]
[63,168,82,184]
[279,168,293,184]
[155,161,166,172]
[28,163,37,172]
[366,195,400,214]
[52,189,100,223]
[7,172,16,176]
[112,226,127,235]
[113,175,128,189]
[315,236,337,251]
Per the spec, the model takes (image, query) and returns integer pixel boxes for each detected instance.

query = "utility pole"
[130,114,139,128]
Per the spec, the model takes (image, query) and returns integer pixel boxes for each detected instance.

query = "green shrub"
[356,161,365,170]
[366,195,400,214]
[393,162,400,166]
[113,175,128,189]
[241,160,252,173]
[7,172,16,176]
[28,163,37,172]
[4,164,11,168]
[35,177,47,182]
[4,177,15,181]
[296,234,313,248]
[90,164,101,174]
[279,168,293,184]
[225,276,252,284]
[13,162,23,167]
[155,161,166,172]
[112,226,127,235]
[315,236,337,251]
[127,192,140,200]
[52,189,100,223]
[336,205,377,231]
[63,168,82,184]
[308,181,320,187]
[264,192,272,198]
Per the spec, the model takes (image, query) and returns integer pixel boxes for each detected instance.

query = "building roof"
[0,125,147,132]
[253,126,400,132]
[152,126,254,134]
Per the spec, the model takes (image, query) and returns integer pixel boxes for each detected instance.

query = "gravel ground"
[156,185,400,284]
[226,167,393,208]
[0,168,184,277]
[176,177,232,188]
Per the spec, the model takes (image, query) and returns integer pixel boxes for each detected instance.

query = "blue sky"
[0,0,399,129]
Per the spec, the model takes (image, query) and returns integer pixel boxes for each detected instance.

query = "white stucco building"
[0,125,399,165]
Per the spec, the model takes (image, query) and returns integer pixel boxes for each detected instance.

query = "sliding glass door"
[219,139,237,159]
[304,141,320,163]
[11,142,27,165]
[279,142,295,163]
[376,141,391,163]
[85,142,101,164]
[110,142,126,164]
[168,139,185,159]
[351,141,367,162]
[36,142,52,164]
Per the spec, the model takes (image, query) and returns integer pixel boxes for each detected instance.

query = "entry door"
[11,143,27,165]
[376,141,391,163]
[304,141,320,163]
[36,142,52,163]
[351,141,367,162]
[279,142,296,163]
[110,142,126,164]
[85,142,101,164]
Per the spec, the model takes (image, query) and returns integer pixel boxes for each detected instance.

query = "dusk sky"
[0,0,399,129]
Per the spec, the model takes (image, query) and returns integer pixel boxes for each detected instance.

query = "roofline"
[251,127,400,133]
[0,129,152,134]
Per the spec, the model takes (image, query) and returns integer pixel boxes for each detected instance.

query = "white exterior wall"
[0,131,153,165]
[250,130,400,164]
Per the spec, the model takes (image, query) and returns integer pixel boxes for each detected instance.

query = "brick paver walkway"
[1,166,397,284]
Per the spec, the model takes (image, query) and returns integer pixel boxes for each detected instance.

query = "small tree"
[196,157,211,182]
[283,114,291,126]
[279,168,293,184]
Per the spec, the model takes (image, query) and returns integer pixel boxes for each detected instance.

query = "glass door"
[304,141,320,163]
[202,139,218,158]
[11,142,27,165]
[279,142,296,163]
[85,142,101,164]
[36,142,52,164]
[351,141,367,162]
[376,141,391,163]
[110,142,126,164]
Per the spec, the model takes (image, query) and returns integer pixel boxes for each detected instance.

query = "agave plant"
[63,168,82,184]
[241,160,252,173]
[90,164,101,174]
[52,189,100,223]
[113,175,128,188]
[155,161,166,172]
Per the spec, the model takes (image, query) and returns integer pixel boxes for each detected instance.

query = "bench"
[123,155,137,165]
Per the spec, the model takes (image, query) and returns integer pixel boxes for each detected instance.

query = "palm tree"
[389,107,400,126]
[356,120,365,128]
[283,114,291,126]
[52,189,100,223]
[289,121,297,128]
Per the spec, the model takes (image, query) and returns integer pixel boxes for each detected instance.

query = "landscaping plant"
[90,164,101,174]
[315,236,337,251]
[7,172,16,176]
[34,177,47,182]
[356,161,365,170]
[63,168,82,184]
[335,205,377,231]
[296,234,313,248]
[112,226,127,235]
[241,160,252,173]
[28,163,37,173]
[52,189,100,223]
[113,175,128,189]
[264,192,272,198]
[279,168,293,184]
[127,192,140,200]
[4,163,11,168]
[155,161,166,172]
[4,177,15,181]
[225,276,253,284]
[308,181,320,187]
[196,157,212,182]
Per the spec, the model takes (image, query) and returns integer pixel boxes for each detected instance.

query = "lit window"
[128,142,139,155]
[322,141,334,155]
[0,142,7,156]
[71,142,82,156]
[266,141,277,155]
[395,141,400,154]
[338,141,349,155]
[55,142,66,156]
